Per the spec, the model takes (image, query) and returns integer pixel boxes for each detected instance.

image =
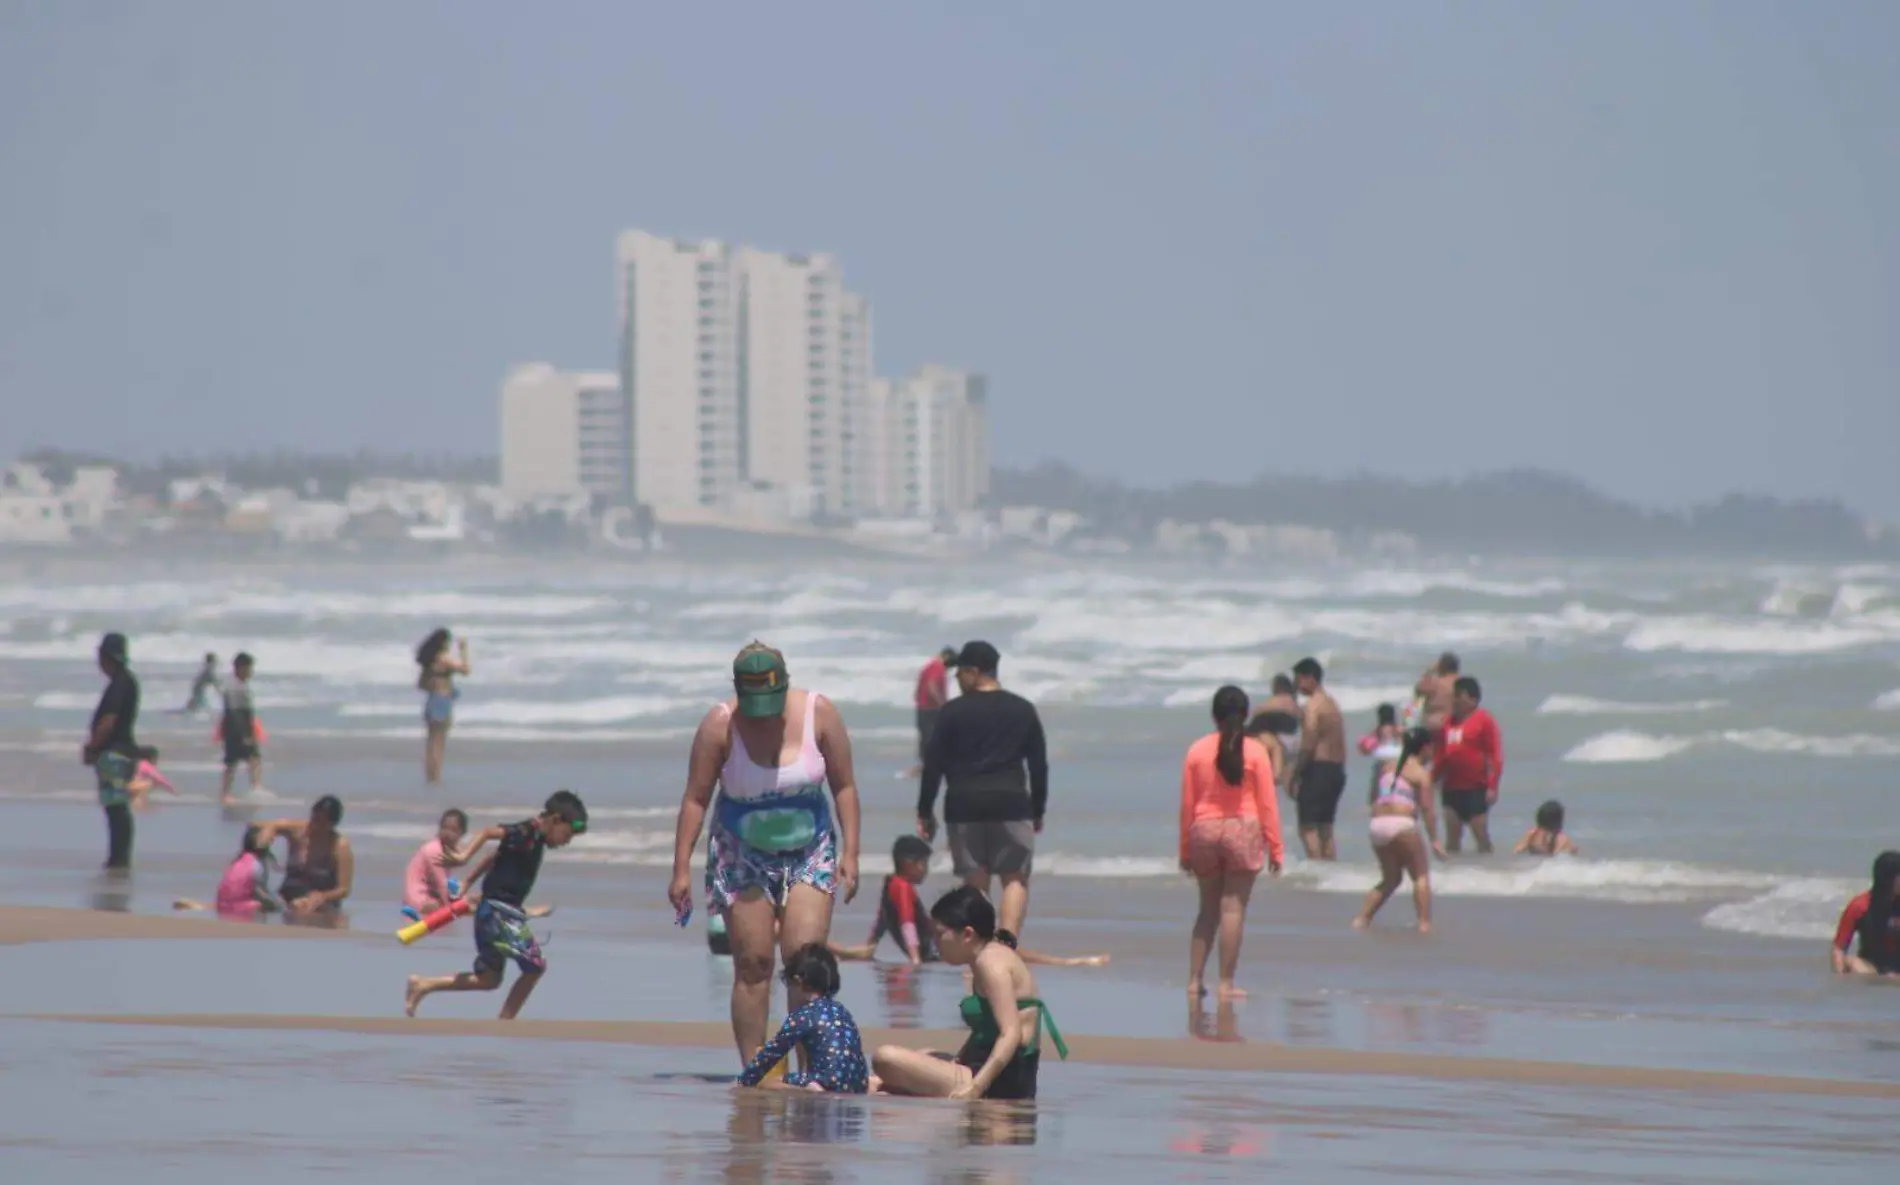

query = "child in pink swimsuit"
[175,826,281,919]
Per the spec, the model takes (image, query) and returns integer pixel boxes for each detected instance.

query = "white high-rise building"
[615,231,742,512]
[879,365,989,520]
[499,364,627,500]
[735,248,875,518]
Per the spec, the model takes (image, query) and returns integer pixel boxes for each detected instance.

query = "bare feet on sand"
[1417,921,1432,934]
[1187,980,1205,998]
[404,976,424,1017]
[1350,916,1370,930]
[1216,982,1248,1000]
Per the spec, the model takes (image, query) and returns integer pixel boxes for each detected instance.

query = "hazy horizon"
[3,2,1895,515]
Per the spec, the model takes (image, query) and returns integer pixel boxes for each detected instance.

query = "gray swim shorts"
[946,820,1036,878]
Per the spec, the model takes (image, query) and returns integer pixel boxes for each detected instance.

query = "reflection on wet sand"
[1189,998,1241,1044]
[1281,996,1335,1045]
[875,962,924,1028]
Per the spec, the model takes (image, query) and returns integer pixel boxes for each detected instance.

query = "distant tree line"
[988,461,1888,559]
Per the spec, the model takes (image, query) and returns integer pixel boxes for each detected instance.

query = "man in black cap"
[916,640,1048,938]
[83,632,142,871]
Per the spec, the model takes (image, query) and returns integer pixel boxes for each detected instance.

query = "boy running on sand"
[405,790,587,1020]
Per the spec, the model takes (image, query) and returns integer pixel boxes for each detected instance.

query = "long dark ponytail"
[1212,685,1250,787]
[1862,851,1900,965]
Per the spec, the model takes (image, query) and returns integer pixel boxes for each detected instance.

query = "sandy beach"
[5,557,1899,1181]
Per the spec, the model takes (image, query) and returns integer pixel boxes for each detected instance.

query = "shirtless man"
[1414,653,1460,731]
[1287,658,1347,861]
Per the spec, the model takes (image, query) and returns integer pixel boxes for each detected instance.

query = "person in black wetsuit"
[405,789,588,1020]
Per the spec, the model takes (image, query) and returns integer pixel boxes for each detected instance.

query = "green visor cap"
[733,643,789,718]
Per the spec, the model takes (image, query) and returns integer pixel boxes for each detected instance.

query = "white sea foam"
[1872,688,1900,711]
[1719,728,1900,758]
[1536,695,1727,717]
[338,694,678,726]
[1699,878,1858,941]
[1623,616,1889,655]
[1292,856,1775,904]
[1562,731,1701,764]
[1563,727,1900,763]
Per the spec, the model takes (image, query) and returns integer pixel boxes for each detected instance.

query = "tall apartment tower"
[615,230,742,512]
[882,365,989,520]
[736,248,874,518]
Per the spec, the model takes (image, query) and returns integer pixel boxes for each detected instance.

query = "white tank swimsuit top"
[1373,769,1418,809]
[713,693,832,853]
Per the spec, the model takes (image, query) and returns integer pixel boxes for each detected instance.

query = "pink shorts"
[1184,818,1266,878]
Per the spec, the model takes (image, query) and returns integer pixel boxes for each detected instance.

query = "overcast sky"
[2,2,1895,514]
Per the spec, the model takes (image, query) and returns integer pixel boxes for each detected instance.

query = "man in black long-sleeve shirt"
[917,640,1047,937]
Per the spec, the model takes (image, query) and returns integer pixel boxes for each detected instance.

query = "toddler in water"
[174,826,282,918]
[1514,800,1580,856]
[737,943,869,1093]
[127,746,174,810]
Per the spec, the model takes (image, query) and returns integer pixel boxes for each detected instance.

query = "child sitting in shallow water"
[174,826,282,918]
[1514,800,1580,857]
[736,943,869,1093]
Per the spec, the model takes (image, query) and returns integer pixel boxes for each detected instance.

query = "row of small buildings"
[500,229,990,526]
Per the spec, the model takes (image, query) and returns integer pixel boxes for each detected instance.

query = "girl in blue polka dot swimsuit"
[737,942,869,1093]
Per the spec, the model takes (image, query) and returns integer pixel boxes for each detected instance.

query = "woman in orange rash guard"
[1179,685,1285,1000]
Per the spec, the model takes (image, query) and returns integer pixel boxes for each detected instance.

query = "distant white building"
[616,231,743,512]
[872,365,989,520]
[499,364,627,500]
[0,494,71,544]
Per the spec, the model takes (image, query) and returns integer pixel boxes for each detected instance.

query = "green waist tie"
[960,995,1069,1062]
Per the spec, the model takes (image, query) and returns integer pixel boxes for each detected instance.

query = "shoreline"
[3,902,1896,1101]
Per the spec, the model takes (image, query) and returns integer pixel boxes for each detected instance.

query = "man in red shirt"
[909,647,958,775]
[1432,676,1503,854]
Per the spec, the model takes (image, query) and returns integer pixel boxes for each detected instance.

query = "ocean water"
[1,554,1896,953]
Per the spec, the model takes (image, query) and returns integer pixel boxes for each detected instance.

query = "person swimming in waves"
[1513,801,1579,856]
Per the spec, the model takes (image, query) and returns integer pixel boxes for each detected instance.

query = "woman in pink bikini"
[667,642,863,1066]
[1179,686,1284,1000]
[1352,728,1445,933]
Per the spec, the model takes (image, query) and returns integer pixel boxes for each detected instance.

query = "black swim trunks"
[1294,761,1347,828]
[1442,788,1490,823]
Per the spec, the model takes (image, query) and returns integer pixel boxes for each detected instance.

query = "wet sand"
[5,1017,1894,1185]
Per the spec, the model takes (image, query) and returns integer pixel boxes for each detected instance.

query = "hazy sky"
[2,2,1895,514]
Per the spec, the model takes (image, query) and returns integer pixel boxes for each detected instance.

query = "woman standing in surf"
[416,628,470,784]
[668,642,862,1066]
[1180,686,1284,1000]
[1351,728,1445,933]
